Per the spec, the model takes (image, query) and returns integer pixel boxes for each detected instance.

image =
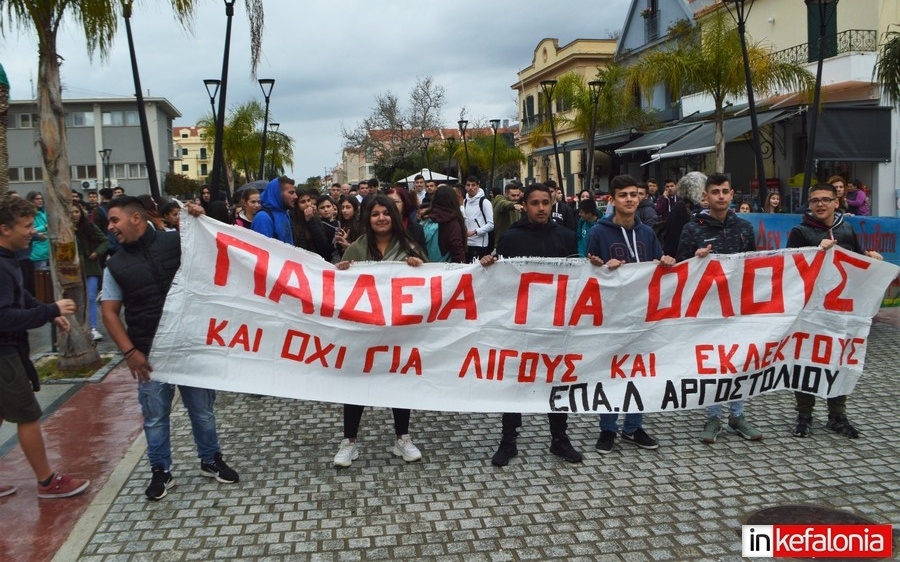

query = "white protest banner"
[150,214,900,414]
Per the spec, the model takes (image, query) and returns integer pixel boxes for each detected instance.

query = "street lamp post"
[488,119,501,194]
[210,0,238,201]
[802,0,839,205]
[724,0,768,210]
[457,120,471,177]
[445,136,457,180]
[268,122,280,179]
[99,149,112,190]
[585,80,604,193]
[203,79,220,118]
[421,135,432,181]
[540,80,564,196]
[257,78,275,180]
[121,1,161,203]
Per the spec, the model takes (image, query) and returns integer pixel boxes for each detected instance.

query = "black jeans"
[343,404,411,439]
[500,412,568,437]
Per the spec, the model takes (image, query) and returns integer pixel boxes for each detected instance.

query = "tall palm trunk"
[36,27,101,370]
[0,72,8,195]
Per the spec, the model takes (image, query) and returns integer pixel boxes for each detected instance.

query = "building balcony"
[771,29,877,66]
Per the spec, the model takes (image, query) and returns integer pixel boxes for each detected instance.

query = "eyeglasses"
[809,197,835,206]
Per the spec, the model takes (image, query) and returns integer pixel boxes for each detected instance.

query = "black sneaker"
[200,452,240,483]
[550,435,583,463]
[146,466,174,501]
[491,440,518,467]
[792,415,812,438]
[595,430,616,454]
[825,414,859,439]
[621,428,659,450]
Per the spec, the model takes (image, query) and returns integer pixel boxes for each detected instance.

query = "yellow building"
[172,126,210,182]
[513,38,617,196]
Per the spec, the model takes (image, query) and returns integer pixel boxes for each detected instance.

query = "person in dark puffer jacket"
[675,173,762,445]
[786,183,884,440]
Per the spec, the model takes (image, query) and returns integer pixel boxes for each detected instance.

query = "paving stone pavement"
[75,323,899,561]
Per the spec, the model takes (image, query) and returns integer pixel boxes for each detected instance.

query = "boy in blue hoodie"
[251,176,298,244]
[585,175,674,454]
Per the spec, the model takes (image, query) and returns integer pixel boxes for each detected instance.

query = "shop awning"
[614,122,703,155]
[814,106,891,162]
[532,128,637,156]
[653,110,791,161]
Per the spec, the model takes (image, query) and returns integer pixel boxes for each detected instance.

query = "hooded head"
[260,176,297,212]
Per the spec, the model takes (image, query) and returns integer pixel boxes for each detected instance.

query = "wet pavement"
[1,322,898,561]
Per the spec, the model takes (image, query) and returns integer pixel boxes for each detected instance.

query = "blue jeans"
[86,275,99,328]
[707,401,744,419]
[137,380,221,471]
[599,413,642,434]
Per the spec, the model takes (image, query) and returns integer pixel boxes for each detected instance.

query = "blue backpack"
[421,218,449,262]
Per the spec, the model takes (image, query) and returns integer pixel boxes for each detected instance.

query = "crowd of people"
[0,169,883,502]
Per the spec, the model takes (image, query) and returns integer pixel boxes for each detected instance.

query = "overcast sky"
[1,0,630,180]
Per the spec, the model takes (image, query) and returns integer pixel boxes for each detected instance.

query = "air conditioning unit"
[81,180,97,190]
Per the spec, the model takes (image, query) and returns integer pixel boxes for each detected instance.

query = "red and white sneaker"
[0,484,17,498]
[37,474,90,499]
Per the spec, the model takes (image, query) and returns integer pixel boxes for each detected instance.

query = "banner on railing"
[150,214,899,414]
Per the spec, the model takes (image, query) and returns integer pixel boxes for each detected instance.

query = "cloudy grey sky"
[1,0,630,180]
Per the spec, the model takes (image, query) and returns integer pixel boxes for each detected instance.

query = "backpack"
[421,218,449,263]
[476,196,495,253]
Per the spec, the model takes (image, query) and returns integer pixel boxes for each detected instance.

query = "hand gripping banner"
[150,214,899,414]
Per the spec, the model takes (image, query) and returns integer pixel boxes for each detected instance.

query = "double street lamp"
[488,119,501,194]
[258,78,275,180]
[724,0,767,210]
[457,120,471,176]
[540,80,564,195]
[802,0,840,205]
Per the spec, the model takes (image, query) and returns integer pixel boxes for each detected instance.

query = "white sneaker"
[392,434,422,462]
[333,439,359,467]
[90,328,103,341]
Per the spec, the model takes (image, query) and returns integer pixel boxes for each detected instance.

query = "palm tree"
[0,62,8,196]
[539,66,652,189]
[876,30,900,107]
[630,11,815,172]
[459,133,526,188]
[0,0,263,370]
[198,100,295,184]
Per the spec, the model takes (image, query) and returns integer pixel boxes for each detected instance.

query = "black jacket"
[0,247,61,390]
[675,210,756,262]
[106,227,181,355]
[550,201,577,231]
[496,217,577,259]
[787,211,862,254]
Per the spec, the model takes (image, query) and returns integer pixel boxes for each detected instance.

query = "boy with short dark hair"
[676,173,762,444]
[0,195,90,499]
[787,183,883,438]
[585,175,674,453]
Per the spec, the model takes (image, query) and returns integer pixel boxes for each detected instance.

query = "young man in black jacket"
[675,173,763,445]
[101,197,239,500]
[480,183,582,466]
[0,195,90,499]
[787,183,883,439]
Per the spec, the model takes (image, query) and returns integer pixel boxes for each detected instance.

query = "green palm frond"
[876,30,900,106]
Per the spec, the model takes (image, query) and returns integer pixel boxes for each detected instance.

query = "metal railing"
[771,29,877,66]
[520,114,545,135]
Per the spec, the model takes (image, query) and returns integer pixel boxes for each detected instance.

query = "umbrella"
[234,179,269,198]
